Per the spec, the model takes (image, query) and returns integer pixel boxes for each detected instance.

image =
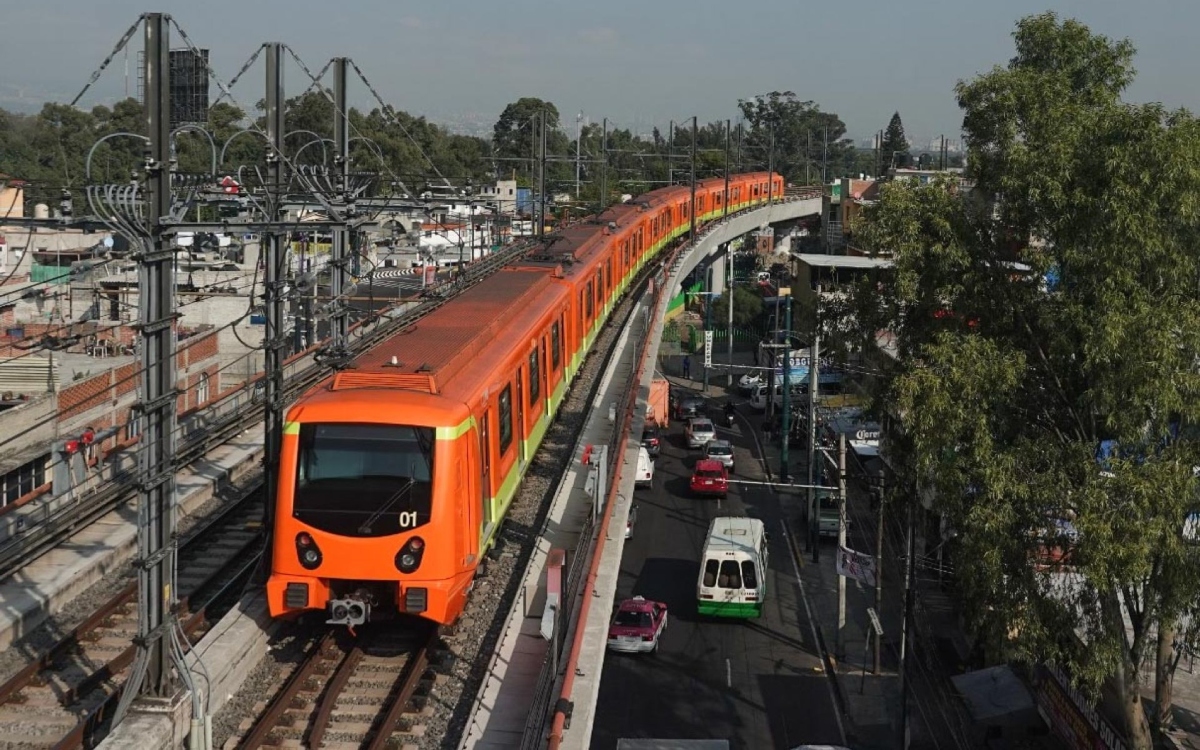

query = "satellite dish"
[103,237,114,248]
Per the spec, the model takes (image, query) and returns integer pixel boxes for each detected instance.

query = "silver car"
[686,418,717,449]
[703,439,736,474]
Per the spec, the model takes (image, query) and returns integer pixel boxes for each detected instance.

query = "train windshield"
[293,423,435,538]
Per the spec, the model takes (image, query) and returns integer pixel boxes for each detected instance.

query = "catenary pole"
[599,117,608,213]
[121,11,181,711]
[263,42,287,555]
[331,57,349,349]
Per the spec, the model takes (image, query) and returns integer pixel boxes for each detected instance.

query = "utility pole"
[703,288,712,394]
[599,117,608,213]
[689,115,697,247]
[575,111,582,199]
[537,109,547,241]
[780,288,792,481]
[331,57,350,349]
[806,131,811,185]
[737,122,744,172]
[767,128,774,205]
[836,432,847,657]
[118,11,182,713]
[723,119,731,219]
[822,127,829,184]
[726,244,734,388]
[808,285,822,561]
[263,42,286,542]
[899,493,916,750]
[668,120,674,186]
[875,466,885,674]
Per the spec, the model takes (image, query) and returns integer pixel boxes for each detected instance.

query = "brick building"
[0,327,223,509]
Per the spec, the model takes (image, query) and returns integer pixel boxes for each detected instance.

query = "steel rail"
[365,625,439,750]
[0,491,264,750]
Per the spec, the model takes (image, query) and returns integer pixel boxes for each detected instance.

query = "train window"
[528,349,540,404]
[586,281,593,320]
[551,321,561,369]
[498,385,513,455]
[595,271,602,305]
[294,423,435,537]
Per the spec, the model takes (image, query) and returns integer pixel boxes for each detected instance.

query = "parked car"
[686,418,717,449]
[704,439,736,474]
[676,395,706,421]
[634,446,654,487]
[607,596,668,654]
[641,425,662,458]
[690,458,729,498]
[625,504,639,540]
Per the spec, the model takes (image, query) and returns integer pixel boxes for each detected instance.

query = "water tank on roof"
[34,204,49,219]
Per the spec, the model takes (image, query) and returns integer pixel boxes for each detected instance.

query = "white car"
[738,372,764,394]
[634,446,654,487]
[686,418,717,449]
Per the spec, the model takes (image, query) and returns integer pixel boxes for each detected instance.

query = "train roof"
[317,266,559,399]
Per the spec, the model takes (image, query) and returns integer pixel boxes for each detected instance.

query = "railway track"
[239,623,439,750]
[0,491,265,750]
[220,242,671,750]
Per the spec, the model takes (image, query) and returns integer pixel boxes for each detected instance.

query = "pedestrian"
[682,355,691,380]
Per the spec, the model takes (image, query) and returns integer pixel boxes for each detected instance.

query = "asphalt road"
[591,394,845,750]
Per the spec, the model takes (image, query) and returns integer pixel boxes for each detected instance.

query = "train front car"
[266,387,475,627]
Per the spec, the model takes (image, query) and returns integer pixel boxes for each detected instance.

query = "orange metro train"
[266,171,785,627]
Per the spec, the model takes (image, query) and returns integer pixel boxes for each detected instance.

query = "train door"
[516,368,527,466]
[479,412,494,537]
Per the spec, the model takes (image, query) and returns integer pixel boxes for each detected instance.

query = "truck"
[646,378,670,429]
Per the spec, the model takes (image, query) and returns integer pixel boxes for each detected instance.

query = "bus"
[697,516,768,618]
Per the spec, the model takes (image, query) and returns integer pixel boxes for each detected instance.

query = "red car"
[690,458,729,498]
[607,596,668,654]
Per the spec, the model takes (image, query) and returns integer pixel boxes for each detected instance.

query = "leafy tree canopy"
[848,13,1200,747]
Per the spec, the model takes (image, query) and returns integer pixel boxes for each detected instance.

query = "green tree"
[711,285,764,329]
[848,14,1200,748]
[493,97,563,184]
[737,91,850,184]
[880,111,909,169]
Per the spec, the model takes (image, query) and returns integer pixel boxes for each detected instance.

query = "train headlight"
[295,531,323,570]
[394,536,425,573]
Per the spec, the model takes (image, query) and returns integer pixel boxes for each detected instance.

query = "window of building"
[528,349,540,404]
[196,372,210,405]
[126,409,142,441]
[498,385,513,455]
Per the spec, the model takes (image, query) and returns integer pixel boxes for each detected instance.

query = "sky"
[1,0,1196,149]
